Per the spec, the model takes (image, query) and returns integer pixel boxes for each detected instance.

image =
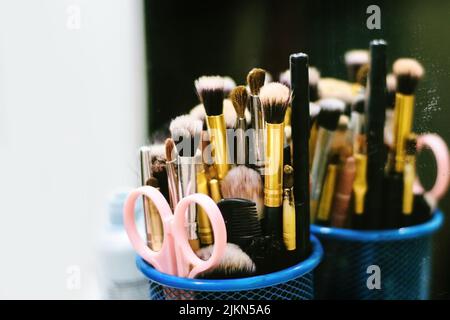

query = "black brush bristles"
[259,82,290,124]
[352,94,366,114]
[195,76,225,116]
[393,58,424,95]
[169,114,202,157]
[247,68,266,96]
[316,98,346,131]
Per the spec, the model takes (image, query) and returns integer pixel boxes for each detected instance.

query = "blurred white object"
[0,1,147,299]
[97,189,148,300]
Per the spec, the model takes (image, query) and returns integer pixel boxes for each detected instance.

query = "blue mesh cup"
[311,211,444,300]
[136,236,323,300]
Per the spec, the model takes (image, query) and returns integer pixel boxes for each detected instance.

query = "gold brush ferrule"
[209,178,222,203]
[283,188,296,251]
[206,114,229,180]
[403,155,416,215]
[393,94,415,173]
[317,164,338,222]
[284,105,292,126]
[264,123,284,207]
[196,167,214,245]
[353,153,368,215]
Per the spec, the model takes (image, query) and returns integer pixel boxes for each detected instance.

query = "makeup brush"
[310,98,345,219]
[217,198,262,251]
[139,147,164,250]
[344,49,370,84]
[265,71,273,84]
[165,138,179,211]
[290,53,311,260]
[365,39,387,230]
[385,57,424,228]
[195,76,230,181]
[230,86,249,165]
[356,63,370,88]
[283,165,296,251]
[247,68,266,172]
[196,243,256,279]
[169,114,203,250]
[220,165,264,220]
[391,58,425,173]
[279,69,290,88]
[260,82,290,240]
[223,99,237,129]
[331,156,356,228]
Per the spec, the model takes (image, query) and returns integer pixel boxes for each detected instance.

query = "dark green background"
[144,0,450,298]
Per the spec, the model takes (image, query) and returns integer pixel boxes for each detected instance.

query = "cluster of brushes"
[297,40,437,230]
[140,61,313,279]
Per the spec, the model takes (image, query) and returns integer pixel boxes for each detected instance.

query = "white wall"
[0,0,147,299]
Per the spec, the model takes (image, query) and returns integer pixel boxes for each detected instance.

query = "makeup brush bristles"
[344,49,370,67]
[221,166,264,220]
[230,86,248,119]
[247,68,266,96]
[169,114,202,157]
[165,138,176,163]
[259,82,291,124]
[195,76,225,116]
[196,243,256,279]
[393,58,425,95]
[316,98,346,131]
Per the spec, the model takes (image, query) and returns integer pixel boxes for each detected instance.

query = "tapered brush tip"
[247,68,266,95]
[195,75,225,116]
[344,49,370,66]
[230,85,248,119]
[317,98,346,131]
[164,138,176,163]
[393,58,425,94]
[259,82,291,124]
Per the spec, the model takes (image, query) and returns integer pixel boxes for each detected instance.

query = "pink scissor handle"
[173,194,227,278]
[414,133,450,201]
[123,186,178,276]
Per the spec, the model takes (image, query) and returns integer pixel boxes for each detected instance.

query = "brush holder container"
[311,210,443,300]
[136,236,323,300]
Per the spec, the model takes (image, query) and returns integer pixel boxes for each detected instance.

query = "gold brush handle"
[207,115,229,180]
[196,168,214,245]
[393,94,415,172]
[353,153,368,215]
[264,123,284,207]
[317,164,338,222]
[283,191,296,250]
[403,156,415,215]
[144,196,163,251]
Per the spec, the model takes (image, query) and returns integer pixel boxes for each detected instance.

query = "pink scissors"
[123,186,227,278]
[414,133,449,203]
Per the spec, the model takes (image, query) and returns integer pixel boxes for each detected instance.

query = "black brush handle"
[290,53,311,260]
[364,40,388,230]
[382,173,403,229]
[264,206,283,240]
